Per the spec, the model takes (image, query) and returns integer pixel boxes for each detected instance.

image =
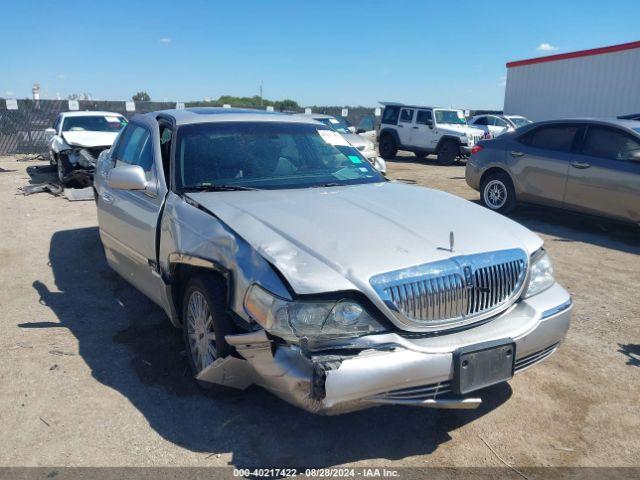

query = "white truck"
[377,103,484,165]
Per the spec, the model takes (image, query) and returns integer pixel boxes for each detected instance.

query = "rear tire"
[379,134,398,160]
[181,275,234,391]
[436,140,459,165]
[480,171,516,214]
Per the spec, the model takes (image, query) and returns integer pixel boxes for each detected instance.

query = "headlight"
[524,250,555,298]
[244,284,387,341]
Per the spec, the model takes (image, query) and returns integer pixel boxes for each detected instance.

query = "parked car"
[466,118,640,224]
[307,113,385,174]
[94,107,572,415]
[469,114,532,138]
[618,113,640,121]
[45,111,127,186]
[378,103,485,165]
[356,114,378,144]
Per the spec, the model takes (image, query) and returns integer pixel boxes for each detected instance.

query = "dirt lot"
[1,153,639,469]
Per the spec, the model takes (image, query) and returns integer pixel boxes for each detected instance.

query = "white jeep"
[377,103,484,165]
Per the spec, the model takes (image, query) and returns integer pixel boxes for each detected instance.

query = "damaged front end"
[58,146,108,187]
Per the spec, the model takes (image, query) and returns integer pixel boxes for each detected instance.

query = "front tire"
[379,134,398,160]
[182,275,234,389]
[480,171,516,214]
[436,140,459,165]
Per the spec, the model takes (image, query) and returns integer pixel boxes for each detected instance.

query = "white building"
[503,40,640,121]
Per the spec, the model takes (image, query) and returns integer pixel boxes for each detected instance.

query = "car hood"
[341,133,372,149]
[439,124,485,136]
[186,182,542,297]
[61,131,119,148]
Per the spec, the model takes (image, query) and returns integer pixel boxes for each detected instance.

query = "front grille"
[371,249,528,328]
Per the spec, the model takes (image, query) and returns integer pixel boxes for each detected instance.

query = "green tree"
[132,91,151,102]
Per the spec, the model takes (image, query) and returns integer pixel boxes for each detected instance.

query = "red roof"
[506,40,640,68]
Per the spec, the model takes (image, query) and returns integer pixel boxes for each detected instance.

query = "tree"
[274,99,299,111]
[132,91,151,102]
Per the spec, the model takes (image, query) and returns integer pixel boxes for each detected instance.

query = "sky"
[1,0,639,109]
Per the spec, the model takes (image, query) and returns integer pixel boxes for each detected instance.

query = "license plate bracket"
[453,339,515,395]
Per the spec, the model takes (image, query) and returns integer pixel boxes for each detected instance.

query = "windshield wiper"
[182,184,259,192]
[312,182,345,188]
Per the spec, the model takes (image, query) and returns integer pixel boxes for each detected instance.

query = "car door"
[508,123,580,207]
[564,125,640,222]
[410,110,436,150]
[490,117,510,137]
[96,117,169,306]
[397,108,415,146]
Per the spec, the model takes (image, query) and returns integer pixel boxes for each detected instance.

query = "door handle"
[412,126,419,129]
[397,124,403,128]
[510,151,525,157]
[571,161,591,169]
[101,191,115,205]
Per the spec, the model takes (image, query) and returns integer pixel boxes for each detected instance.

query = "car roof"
[379,102,459,110]
[535,118,640,128]
[60,111,124,117]
[307,113,335,119]
[149,107,323,126]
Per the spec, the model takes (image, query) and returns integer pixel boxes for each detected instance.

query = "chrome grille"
[370,249,528,328]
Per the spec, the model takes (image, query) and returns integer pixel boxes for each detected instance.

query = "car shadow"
[24,226,512,467]
[509,205,640,255]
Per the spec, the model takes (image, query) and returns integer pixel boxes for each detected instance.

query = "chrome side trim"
[541,299,573,319]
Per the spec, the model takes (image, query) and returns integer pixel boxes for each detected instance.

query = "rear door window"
[521,125,580,152]
[399,108,414,123]
[581,126,640,161]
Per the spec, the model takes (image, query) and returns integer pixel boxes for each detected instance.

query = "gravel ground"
[0,153,638,469]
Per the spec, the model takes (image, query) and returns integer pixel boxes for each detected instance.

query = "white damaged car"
[94,108,572,415]
[46,111,127,186]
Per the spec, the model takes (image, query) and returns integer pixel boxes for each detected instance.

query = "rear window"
[381,106,400,125]
[520,125,579,152]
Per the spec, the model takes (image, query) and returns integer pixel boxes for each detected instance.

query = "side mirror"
[348,126,356,133]
[356,128,365,134]
[426,119,434,129]
[45,128,56,136]
[107,165,148,190]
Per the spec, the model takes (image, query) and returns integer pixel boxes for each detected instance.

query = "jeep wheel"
[436,140,459,165]
[480,171,516,214]
[182,275,234,390]
[379,134,397,160]
[414,151,427,160]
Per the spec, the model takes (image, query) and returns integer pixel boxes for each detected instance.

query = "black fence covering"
[0,99,377,156]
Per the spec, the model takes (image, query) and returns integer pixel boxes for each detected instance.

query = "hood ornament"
[449,231,455,252]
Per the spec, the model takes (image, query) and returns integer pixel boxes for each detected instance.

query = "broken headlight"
[243,284,387,341]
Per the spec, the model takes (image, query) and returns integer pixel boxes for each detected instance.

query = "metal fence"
[0,99,376,156]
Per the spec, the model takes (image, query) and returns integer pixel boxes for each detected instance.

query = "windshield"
[508,116,532,128]
[176,122,383,190]
[316,117,351,134]
[62,115,127,132]
[434,110,466,125]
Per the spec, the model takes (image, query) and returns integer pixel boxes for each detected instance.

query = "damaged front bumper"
[58,146,107,187]
[197,283,572,415]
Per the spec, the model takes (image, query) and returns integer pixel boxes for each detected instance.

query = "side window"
[416,110,432,125]
[357,116,375,132]
[474,116,488,126]
[581,127,640,161]
[115,124,154,181]
[399,108,414,123]
[381,106,400,125]
[494,117,509,128]
[522,125,579,153]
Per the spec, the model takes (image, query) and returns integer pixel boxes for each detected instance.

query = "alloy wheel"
[484,179,508,209]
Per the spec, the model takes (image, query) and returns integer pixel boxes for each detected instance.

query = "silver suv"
[378,103,484,165]
[94,107,572,415]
